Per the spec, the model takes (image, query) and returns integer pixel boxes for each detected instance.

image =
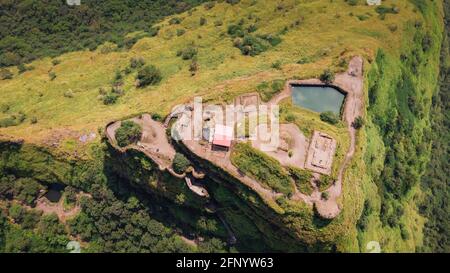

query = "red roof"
[212,124,233,147]
[212,134,232,147]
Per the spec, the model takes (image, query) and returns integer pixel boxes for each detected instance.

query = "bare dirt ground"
[106,114,175,169]
[252,123,308,168]
[32,193,91,223]
[133,114,176,168]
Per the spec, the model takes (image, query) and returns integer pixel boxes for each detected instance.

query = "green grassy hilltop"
[0,0,424,145]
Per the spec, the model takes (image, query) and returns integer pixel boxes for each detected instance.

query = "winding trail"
[105,114,210,197]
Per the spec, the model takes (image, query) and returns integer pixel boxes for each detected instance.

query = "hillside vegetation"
[0,0,425,148]
[0,0,208,67]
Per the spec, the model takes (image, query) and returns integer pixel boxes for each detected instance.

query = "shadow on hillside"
[101,143,229,243]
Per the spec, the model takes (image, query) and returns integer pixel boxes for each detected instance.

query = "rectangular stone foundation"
[305,131,336,175]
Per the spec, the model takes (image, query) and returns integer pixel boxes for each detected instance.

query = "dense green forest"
[419,0,449,252]
[360,0,448,252]
[0,0,208,67]
[0,143,228,253]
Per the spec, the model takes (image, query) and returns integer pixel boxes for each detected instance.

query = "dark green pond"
[291,85,345,115]
[44,183,65,203]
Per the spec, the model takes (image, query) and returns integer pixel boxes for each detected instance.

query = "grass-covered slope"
[0,0,209,66]
[231,142,294,195]
[418,0,449,252]
[0,0,425,148]
[357,0,445,252]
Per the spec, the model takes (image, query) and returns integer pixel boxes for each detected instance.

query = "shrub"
[17,63,33,74]
[178,46,198,60]
[136,65,162,87]
[151,113,162,121]
[0,113,27,128]
[231,142,294,195]
[285,113,296,123]
[176,29,186,36]
[98,42,118,54]
[49,71,57,81]
[235,35,269,56]
[357,200,372,230]
[316,175,335,191]
[189,60,199,76]
[204,2,216,10]
[321,192,329,200]
[200,17,207,26]
[52,59,61,66]
[0,52,21,67]
[172,153,190,174]
[226,0,240,5]
[30,117,38,124]
[346,0,358,6]
[17,64,26,74]
[103,93,119,105]
[352,116,365,129]
[214,20,223,27]
[0,104,10,113]
[375,5,400,16]
[115,120,142,147]
[288,166,313,195]
[113,70,123,86]
[422,33,432,52]
[8,203,24,221]
[98,87,107,95]
[0,68,13,80]
[259,34,282,46]
[247,24,257,33]
[124,67,132,74]
[271,79,284,92]
[63,90,74,98]
[271,60,282,70]
[256,79,284,102]
[147,27,159,37]
[319,69,335,84]
[357,14,370,21]
[11,177,43,205]
[388,24,398,32]
[320,111,339,125]
[124,36,139,49]
[64,186,77,204]
[227,24,244,38]
[169,17,182,25]
[130,57,145,69]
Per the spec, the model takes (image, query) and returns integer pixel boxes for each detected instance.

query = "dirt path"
[252,123,308,168]
[313,56,364,218]
[106,114,210,197]
[106,114,176,169]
